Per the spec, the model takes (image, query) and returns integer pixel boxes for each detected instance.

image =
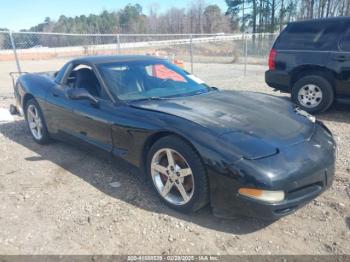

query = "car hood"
[131,90,315,149]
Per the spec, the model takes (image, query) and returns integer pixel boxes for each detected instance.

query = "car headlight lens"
[238,188,285,203]
[294,107,316,123]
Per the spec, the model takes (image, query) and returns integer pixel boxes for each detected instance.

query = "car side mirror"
[66,88,99,106]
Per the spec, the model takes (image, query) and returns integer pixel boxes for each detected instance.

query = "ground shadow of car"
[317,103,350,124]
[0,120,274,235]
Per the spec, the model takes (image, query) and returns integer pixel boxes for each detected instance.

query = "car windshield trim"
[126,88,217,103]
[126,96,167,102]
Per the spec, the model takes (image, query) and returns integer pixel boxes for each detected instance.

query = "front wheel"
[147,136,209,213]
[25,98,51,144]
[291,75,334,113]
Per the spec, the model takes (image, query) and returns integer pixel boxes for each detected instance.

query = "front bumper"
[209,167,334,220]
[208,123,336,220]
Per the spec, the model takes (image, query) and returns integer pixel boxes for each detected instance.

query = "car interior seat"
[74,68,100,97]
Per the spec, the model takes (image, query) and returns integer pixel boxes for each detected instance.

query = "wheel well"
[22,93,35,109]
[290,66,336,93]
[141,131,202,173]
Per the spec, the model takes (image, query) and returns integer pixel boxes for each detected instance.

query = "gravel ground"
[0,61,349,255]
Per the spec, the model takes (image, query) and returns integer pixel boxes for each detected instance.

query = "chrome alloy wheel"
[27,104,43,140]
[151,148,195,205]
[297,84,323,108]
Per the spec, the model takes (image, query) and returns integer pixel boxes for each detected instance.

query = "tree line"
[1,0,349,49]
[26,0,350,35]
[226,0,350,34]
[1,1,349,36]
[24,2,231,35]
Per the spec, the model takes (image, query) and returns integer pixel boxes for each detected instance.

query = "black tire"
[291,75,334,114]
[25,98,51,144]
[146,135,209,213]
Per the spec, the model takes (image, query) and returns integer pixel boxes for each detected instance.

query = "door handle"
[334,55,347,62]
[52,92,60,97]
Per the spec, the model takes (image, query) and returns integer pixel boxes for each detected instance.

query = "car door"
[44,63,77,135]
[330,23,350,98]
[64,64,115,154]
[67,97,115,154]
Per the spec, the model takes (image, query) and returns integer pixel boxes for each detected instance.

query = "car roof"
[72,55,166,65]
[289,16,350,25]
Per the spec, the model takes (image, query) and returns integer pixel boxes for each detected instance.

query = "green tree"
[204,5,222,33]
[225,0,244,31]
[119,4,143,33]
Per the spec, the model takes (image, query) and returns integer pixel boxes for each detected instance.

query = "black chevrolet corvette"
[12,55,336,219]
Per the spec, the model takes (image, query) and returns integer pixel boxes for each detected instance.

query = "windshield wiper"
[129,97,167,103]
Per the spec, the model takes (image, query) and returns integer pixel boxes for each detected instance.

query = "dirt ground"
[0,60,349,255]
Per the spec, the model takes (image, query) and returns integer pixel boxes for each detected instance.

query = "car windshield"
[98,60,213,101]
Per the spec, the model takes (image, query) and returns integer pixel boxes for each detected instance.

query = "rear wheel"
[291,75,334,113]
[147,136,209,213]
[25,98,51,144]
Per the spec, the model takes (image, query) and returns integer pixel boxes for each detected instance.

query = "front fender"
[17,73,55,110]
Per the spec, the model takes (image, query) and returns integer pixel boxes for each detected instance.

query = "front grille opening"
[274,206,298,215]
[286,182,323,200]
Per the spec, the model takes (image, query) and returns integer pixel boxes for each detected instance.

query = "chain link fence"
[0,31,277,95]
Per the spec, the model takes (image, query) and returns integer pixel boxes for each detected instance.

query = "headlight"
[239,188,285,203]
[294,107,316,123]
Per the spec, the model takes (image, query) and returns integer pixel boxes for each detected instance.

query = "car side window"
[67,64,109,99]
[275,21,343,51]
[340,29,350,52]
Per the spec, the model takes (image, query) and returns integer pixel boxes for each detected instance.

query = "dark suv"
[265,17,350,113]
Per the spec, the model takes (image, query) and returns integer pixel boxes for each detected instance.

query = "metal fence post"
[9,31,22,73]
[117,34,121,54]
[189,34,193,74]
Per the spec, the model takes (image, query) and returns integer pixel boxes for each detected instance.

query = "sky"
[0,0,227,31]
